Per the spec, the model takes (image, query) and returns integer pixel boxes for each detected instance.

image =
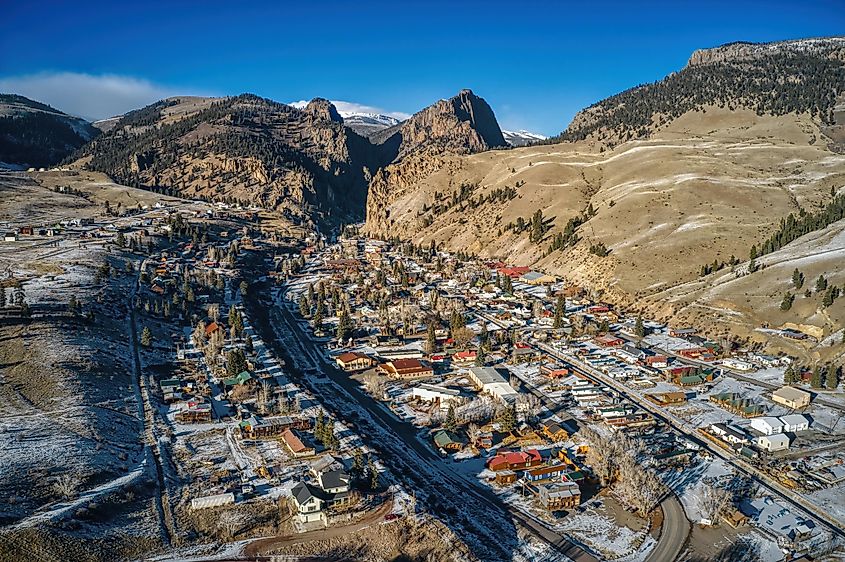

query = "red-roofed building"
[486,449,543,471]
[378,359,434,380]
[452,350,477,364]
[594,334,624,348]
[497,266,531,278]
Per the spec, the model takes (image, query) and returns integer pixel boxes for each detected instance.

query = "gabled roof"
[292,482,321,506]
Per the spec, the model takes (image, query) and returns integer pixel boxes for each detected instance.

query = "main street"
[244,278,599,562]
[473,308,692,562]
[534,339,845,538]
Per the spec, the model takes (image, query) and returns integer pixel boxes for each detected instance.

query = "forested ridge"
[548,43,845,146]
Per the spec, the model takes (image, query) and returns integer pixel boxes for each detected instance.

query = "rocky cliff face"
[365,89,506,234]
[72,94,377,224]
[687,37,845,66]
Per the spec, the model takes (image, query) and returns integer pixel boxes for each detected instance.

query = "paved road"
[537,341,845,539]
[645,493,688,562]
[476,309,691,561]
[248,284,597,562]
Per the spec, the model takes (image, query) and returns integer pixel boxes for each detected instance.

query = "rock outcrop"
[365,89,506,234]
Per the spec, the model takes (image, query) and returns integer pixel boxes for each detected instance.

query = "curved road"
[645,493,689,562]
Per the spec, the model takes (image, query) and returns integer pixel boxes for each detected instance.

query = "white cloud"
[289,99,410,120]
[0,72,197,121]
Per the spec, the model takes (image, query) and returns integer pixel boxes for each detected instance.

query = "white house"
[291,482,324,523]
[750,416,785,436]
[779,414,810,433]
[756,433,790,452]
[722,358,754,372]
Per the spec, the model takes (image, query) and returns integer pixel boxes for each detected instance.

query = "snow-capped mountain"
[341,112,403,137]
[501,129,546,146]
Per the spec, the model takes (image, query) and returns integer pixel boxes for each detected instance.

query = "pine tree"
[115,231,126,248]
[824,365,840,390]
[810,365,824,389]
[336,308,353,341]
[475,345,486,366]
[299,294,309,317]
[816,275,828,292]
[312,305,324,332]
[792,268,804,289]
[780,292,794,311]
[634,315,645,338]
[445,402,458,432]
[426,322,437,354]
[783,364,795,385]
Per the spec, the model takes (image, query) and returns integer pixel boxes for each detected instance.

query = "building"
[771,386,811,409]
[536,480,581,511]
[335,352,375,372]
[291,482,325,523]
[487,449,543,471]
[433,430,466,451]
[756,433,790,452]
[281,428,315,458]
[379,358,434,380]
[190,492,235,510]
[411,384,461,411]
[519,271,556,285]
[779,414,809,433]
[524,464,567,483]
[709,423,749,445]
[750,416,785,436]
[594,334,624,348]
[3,232,17,242]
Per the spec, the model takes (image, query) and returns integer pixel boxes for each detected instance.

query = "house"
[669,327,696,338]
[204,321,223,338]
[223,370,253,387]
[433,430,466,452]
[4,232,17,242]
[291,482,324,523]
[524,464,567,483]
[750,416,785,436]
[772,386,811,409]
[709,422,749,445]
[317,469,352,508]
[495,470,517,485]
[379,358,434,380]
[741,497,816,548]
[335,352,375,372]
[475,430,493,449]
[779,414,809,433]
[756,433,790,452]
[281,428,315,458]
[646,392,686,406]
[239,415,304,439]
[452,349,477,364]
[540,420,569,442]
[497,266,531,278]
[536,480,581,511]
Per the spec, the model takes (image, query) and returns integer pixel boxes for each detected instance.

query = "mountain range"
[2,36,844,351]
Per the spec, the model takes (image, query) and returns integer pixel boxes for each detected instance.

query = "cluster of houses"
[707,413,810,454]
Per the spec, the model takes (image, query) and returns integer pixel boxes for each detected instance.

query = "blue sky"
[2,0,843,134]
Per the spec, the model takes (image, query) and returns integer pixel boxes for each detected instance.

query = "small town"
[2,7,845,561]
[0,172,843,562]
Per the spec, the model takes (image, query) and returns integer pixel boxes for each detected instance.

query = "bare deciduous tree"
[452,327,475,350]
[363,372,387,398]
[218,510,247,540]
[258,381,272,415]
[697,485,731,525]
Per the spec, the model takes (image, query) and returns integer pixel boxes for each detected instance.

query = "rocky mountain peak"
[303,98,343,123]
